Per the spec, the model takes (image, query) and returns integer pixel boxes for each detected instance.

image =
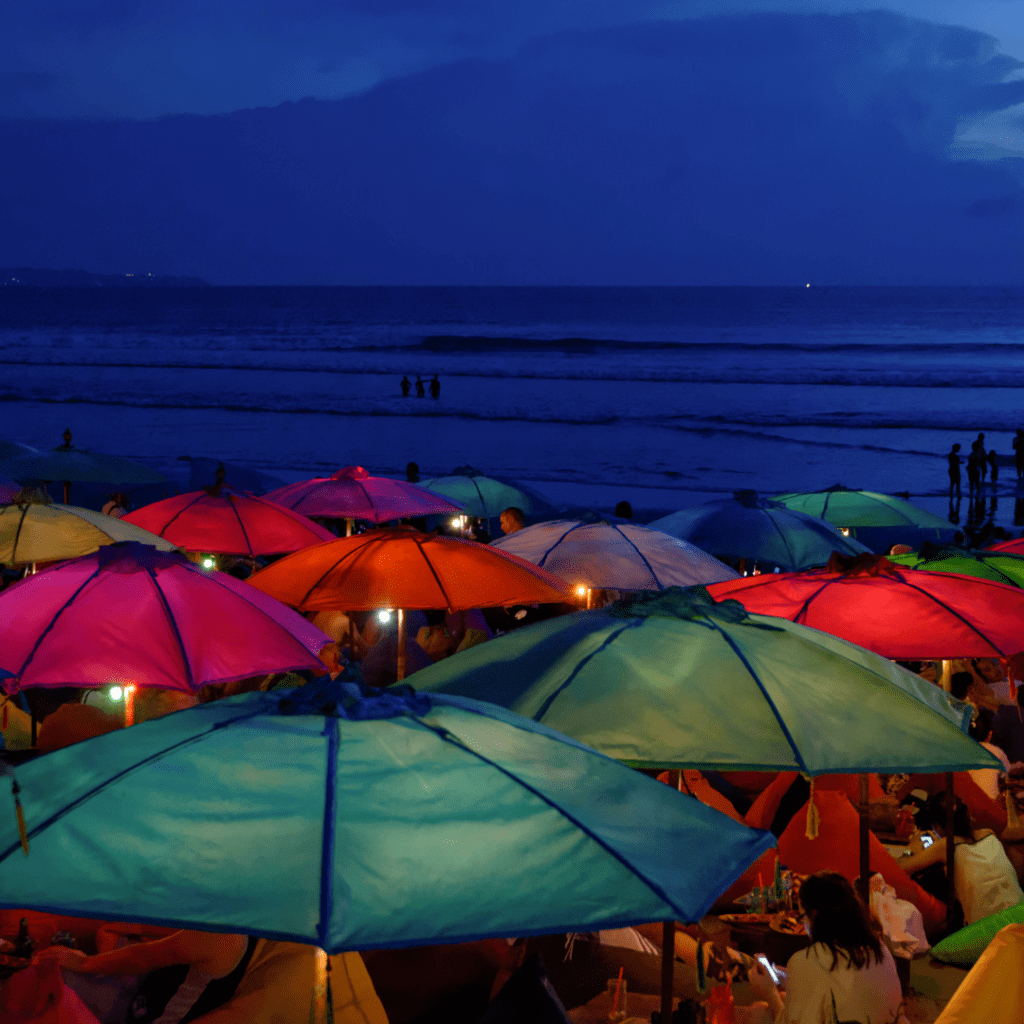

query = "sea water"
[1,285,1023,525]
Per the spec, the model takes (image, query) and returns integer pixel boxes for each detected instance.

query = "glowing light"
[575,585,588,598]
[202,556,215,568]
[109,686,123,701]
[378,609,392,624]
[840,527,851,537]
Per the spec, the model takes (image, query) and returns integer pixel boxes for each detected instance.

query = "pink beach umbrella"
[0,480,19,504]
[264,466,465,523]
[123,487,333,556]
[0,542,332,696]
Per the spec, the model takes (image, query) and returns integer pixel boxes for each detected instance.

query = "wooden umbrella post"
[63,481,70,505]
[858,774,871,906]
[660,920,674,1024]
[396,609,406,681]
[945,772,956,930]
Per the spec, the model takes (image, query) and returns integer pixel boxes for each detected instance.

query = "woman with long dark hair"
[748,871,905,1023]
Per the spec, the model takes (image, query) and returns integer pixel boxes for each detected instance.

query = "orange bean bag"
[743,772,795,830]
[777,789,947,934]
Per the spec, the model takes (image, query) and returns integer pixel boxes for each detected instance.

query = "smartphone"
[920,832,935,848]
[756,954,780,985]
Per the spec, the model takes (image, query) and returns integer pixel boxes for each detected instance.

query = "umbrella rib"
[354,478,379,523]
[12,563,104,680]
[414,535,452,609]
[0,706,268,864]
[768,511,799,568]
[704,619,811,774]
[317,717,339,948]
[894,574,1006,655]
[298,542,369,608]
[226,495,256,557]
[471,478,488,519]
[613,525,664,589]
[149,564,196,691]
[533,622,640,721]
[414,713,711,924]
[537,522,584,568]
[157,491,207,539]
[10,504,30,564]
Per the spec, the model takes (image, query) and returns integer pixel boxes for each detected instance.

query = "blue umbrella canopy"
[408,587,995,775]
[648,491,870,572]
[0,680,773,949]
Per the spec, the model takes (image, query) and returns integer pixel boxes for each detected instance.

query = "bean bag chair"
[931,901,1024,967]
[776,790,947,935]
[934,924,1024,1024]
[743,772,795,830]
[896,774,1007,835]
[657,771,744,822]
[0,959,101,1024]
[190,941,387,1024]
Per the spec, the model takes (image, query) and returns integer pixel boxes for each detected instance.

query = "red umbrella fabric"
[123,487,333,556]
[706,554,1024,659]
[987,537,1024,556]
[0,542,331,694]
[264,466,464,523]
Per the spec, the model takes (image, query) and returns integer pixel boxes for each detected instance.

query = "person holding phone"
[747,871,906,1024]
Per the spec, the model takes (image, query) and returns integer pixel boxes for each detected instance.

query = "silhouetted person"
[972,432,987,483]
[1015,429,1024,482]
[499,507,526,535]
[429,374,441,400]
[400,376,411,397]
[415,376,425,397]
[406,461,420,483]
[614,500,633,520]
[948,443,961,500]
[966,446,981,498]
[988,449,999,485]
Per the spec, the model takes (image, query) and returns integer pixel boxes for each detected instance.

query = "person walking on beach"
[948,444,962,500]
[1014,429,1024,482]
[415,376,425,398]
[429,374,441,400]
[400,376,411,397]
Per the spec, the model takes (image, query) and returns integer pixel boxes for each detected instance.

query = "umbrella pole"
[396,609,406,681]
[30,710,36,748]
[63,481,70,505]
[345,518,353,538]
[945,773,957,931]
[660,921,674,1024]
[858,774,870,906]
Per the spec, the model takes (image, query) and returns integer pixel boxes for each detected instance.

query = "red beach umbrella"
[706,554,1024,660]
[987,537,1024,556]
[0,542,331,695]
[123,487,333,556]
[264,466,464,523]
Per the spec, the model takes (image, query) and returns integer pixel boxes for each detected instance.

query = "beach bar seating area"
[1,460,1023,1024]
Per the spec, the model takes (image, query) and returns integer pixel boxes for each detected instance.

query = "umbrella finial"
[825,552,897,577]
[61,428,72,449]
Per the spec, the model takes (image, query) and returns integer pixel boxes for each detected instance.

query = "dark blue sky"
[3,2,1024,283]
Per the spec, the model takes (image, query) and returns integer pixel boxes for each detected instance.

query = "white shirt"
[783,943,905,1024]
[967,741,1011,802]
[954,833,1024,926]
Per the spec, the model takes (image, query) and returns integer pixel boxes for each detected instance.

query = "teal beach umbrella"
[648,491,870,572]
[0,680,774,951]
[409,588,995,775]
[420,466,556,523]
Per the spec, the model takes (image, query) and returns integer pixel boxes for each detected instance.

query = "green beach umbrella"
[420,466,556,522]
[407,587,994,775]
[888,547,1024,588]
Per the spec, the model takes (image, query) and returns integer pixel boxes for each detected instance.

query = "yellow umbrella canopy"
[0,503,180,566]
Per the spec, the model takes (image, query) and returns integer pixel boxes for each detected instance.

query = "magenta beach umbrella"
[0,480,19,504]
[264,466,464,523]
[0,542,332,695]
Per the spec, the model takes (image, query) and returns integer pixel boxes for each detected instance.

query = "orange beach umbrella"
[247,527,571,612]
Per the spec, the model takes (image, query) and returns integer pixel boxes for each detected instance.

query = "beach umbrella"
[408,586,991,775]
[265,466,464,523]
[0,481,19,504]
[0,430,166,504]
[0,679,775,953]
[123,487,333,556]
[648,491,870,572]
[772,486,956,553]
[0,542,331,696]
[0,502,179,566]
[420,466,556,522]
[706,555,1024,660]
[0,440,38,461]
[887,547,1024,588]
[490,519,739,594]
[987,536,1024,556]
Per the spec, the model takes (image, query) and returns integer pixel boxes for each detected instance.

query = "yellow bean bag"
[191,940,388,1024]
[934,924,1024,1024]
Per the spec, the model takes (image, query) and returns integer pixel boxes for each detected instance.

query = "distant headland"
[1,267,208,287]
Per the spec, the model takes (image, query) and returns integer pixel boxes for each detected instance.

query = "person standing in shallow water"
[1014,429,1024,482]
[415,376,425,397]
[948,444,962,500]
[400,376,411,397]
[429,375,441,399]
[972,432,987,483]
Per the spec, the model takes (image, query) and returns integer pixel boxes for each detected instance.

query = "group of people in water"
[947,430,1024,500]
[400,375,441,399]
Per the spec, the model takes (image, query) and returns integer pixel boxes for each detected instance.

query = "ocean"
[1,285,1023,528]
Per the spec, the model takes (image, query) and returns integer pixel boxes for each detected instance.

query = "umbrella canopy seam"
[225,495,256,557]
[146,563,198,692]
[613,524,665,590]
[470,477,489,518]
[10,563,103,681]
[767,510,799,565]
[537,521,588,568]
[11,504,29,563]
[413,534,455,609]
[893,574,1006,655]
[318,717,339,949]
[297,544,369,608]
[533,621,642,721]
[155,491,207,539]
[704,620,811,775]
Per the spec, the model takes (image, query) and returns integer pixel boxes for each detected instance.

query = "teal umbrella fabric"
[648,491,870,572]
[420,466,556,521]
[408,588,997,775]
[0,680,774,948]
